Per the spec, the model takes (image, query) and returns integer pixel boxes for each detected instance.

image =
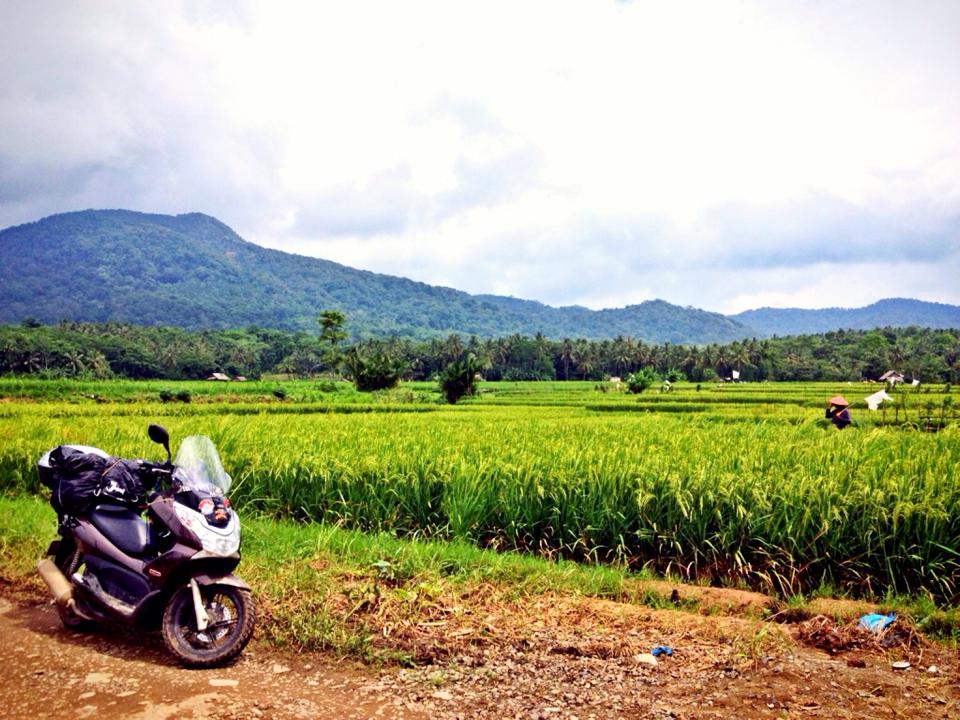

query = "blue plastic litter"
[859,613,896,632]
[651,645,673,657]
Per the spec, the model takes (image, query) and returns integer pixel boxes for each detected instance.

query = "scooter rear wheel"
[161,583,255,668]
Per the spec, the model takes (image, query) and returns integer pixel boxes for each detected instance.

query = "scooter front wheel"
[161,583,255,668]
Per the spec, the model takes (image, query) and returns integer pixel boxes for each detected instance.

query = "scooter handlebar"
[139,461,173,490]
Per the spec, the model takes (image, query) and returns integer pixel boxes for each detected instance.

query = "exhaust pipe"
[37,559,73,607]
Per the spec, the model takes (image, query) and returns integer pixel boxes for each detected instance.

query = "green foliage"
[343,342,406,392]
[318,309,347,369]
[277,346,324,378]
[0,322,958,386]
[626,368,656,394]
[318,310,347,343]
[440,352,485,404]
[4,211,960,347]
[0,210,755,343]
[159,388,191,403]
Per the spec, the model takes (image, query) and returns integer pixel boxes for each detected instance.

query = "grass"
[0,493,638,659]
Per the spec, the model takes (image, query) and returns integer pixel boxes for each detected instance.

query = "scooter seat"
[89,504,152,557]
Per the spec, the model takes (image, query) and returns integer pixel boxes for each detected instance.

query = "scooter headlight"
[173,503,241,556]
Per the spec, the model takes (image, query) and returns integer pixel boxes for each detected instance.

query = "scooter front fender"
[192,573,250,591]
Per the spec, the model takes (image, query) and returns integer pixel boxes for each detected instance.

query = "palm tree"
[712,345,728,378]
[578,351,597,380]
[633,340,650,370]
[559,339,575,380]
[87,352,111,378]
[442,334,463,363]
[440,352,486,403]
[64,350,86,375]
[731,342,750,377]
[159,344,181,370]
[680,348,699,378]
[230,343,258,373]
[612,336,633,377]
[24,349,49,373]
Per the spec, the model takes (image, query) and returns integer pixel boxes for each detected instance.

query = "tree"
[612,336,636,376]
[86,351,111,379]
[859,331,891,380]
[442,333,464,364]
[318,310,347,372]
[278,348,324,378]
[559,338,575,380]
[664,368,684,383]
[626,368,656,394]
[440,352,486,404]
[343,342,406,391]
[64,350,86,376]
[501,334,555,380]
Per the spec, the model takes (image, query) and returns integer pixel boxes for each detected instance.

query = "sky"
[1,0,958,314]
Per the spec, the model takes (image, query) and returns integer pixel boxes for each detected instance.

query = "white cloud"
[1,0,959,313]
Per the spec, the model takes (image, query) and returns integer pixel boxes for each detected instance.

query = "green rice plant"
[1,380,958,603]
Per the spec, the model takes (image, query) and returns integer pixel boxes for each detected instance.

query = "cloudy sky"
[1,1,958,314]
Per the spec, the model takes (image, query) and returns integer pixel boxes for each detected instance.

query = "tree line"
[2,319,958,384]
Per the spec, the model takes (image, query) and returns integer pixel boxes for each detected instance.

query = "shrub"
[665,368,684,383]
[440,352,485,404]
[626,369,656,394]
[344,344,405,392]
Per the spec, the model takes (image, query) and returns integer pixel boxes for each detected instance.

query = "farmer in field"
[825,395,851,429]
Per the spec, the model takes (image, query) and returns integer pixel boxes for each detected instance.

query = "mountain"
[5,211,956,342]
[731,299,960,337]
[0,210,751,343]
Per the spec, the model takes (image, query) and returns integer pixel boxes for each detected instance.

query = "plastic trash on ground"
[859,613,896,632]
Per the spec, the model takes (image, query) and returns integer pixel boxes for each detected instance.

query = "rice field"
[1,379,958,602]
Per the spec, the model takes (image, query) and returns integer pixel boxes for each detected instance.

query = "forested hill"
[3,211,957,342]
[731,299,960,337]
[0,210,750,343]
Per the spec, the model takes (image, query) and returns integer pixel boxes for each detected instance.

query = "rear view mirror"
[148,424,171,464]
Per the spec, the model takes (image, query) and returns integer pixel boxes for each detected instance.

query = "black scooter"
[36,424,255,667]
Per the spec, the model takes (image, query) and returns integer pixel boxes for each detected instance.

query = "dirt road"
[0,596,420,719]
[1,592,958,719]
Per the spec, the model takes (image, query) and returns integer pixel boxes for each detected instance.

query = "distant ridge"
[0,210,750,343]
[731,298,960,337]
[1,210,957,342]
